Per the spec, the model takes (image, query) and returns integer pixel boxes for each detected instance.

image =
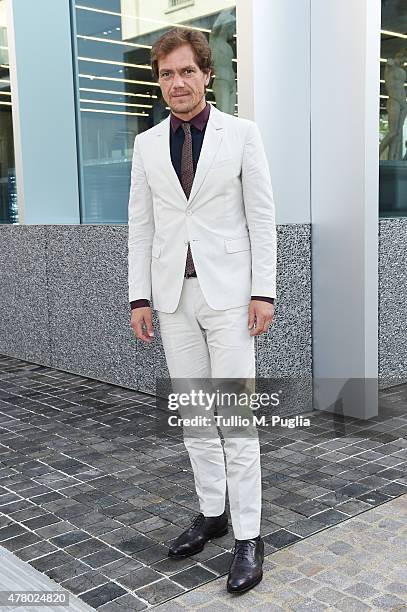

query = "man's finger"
[131,311,154,343]
[143,311,154,338]
[257,315,274,335]
[248,306,255,330]
[136,318,154,342]
[250,315,265,336]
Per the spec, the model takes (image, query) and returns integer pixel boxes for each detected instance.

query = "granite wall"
[0,224,312,413]
[378,218,407,388]
[1,219,405,405]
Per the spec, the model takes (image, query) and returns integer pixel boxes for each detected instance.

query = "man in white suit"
[128,27,276,594]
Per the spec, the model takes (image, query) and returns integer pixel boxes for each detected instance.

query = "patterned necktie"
[181,122,196,277]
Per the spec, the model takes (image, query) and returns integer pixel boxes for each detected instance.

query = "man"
[128,27,276,594]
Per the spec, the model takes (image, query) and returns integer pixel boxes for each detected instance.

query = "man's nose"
[173,73,185,87]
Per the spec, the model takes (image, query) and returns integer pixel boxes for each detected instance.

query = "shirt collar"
[170,102,211,133]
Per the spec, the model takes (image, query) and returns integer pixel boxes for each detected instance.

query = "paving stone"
[334,595,375,611]
[135,577,186,605]
[101,527,156,554]
[60,570,108,595]
[14,540,58,561]
[116,566,163,590]
[309,549,342,566]
[157,588,210,607]
[100,592,148,610]
[50,530,90,548]
[193,601,235,611]
[343,581,380,600]
[263,528,302,548]
[250,604,285,611]
[326,539,355,555]
[35,520,77,538]
[289,599,329,611]
[287,518,326,537]
[291,577,320,595]
[29,550,74,572]
[99,557,142,579]
[315,568,354,589]
[313,586,345,604]
[355,569,391,588]
[0,532,41,552]
[65,537,109,558]
[202,551,234,575]
[81,546,126,569]
[384,581,407,597]
[273,567,304,583]
[189,541,226,561]
[151,555,196,575]
[171,564,217,588]
[132,542,169,564]
[79,581,127,608]
[45,558,90,582]
[371,593,407,609]
[297,561,326,577]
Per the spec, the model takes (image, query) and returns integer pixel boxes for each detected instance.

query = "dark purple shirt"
[130,102,274,309]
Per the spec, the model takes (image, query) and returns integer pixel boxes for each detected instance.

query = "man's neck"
[171,98,207,122]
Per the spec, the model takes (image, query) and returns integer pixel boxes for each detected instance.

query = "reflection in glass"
[210,8,236,114]
[380,0,407,217]
[0,0,17,224]
[73,0,237,224]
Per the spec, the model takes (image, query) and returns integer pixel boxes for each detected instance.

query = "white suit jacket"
[128,104,277,313]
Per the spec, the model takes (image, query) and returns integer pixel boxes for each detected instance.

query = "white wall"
[237,0,311,225]
[311,0,380,416]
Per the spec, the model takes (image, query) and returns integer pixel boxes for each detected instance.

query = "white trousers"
[157,276,261,540]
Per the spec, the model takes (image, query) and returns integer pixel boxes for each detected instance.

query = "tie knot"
[182,122,191,134]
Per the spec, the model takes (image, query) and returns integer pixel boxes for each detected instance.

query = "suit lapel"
[155,115,188,205]
[154,104,224,208]
[187,105,224,206]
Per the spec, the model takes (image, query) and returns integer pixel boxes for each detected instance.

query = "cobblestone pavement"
[0,356,406,609]
[152,493,407,612]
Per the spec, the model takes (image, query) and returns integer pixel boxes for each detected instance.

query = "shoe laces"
[234,539,255,560]
[190,512,206,530]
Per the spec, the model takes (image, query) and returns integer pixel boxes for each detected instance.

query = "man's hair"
[151,27,213,81]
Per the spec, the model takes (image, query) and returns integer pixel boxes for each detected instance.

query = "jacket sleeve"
[241,121,277,300]
[128,135,155,303]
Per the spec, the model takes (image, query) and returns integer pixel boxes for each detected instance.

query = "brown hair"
[151,27,213,81]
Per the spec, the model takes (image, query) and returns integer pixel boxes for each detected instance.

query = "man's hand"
[131,307,154,343]
[248,300,275,336]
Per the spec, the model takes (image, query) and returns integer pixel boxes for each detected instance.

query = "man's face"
[157,44,211,116]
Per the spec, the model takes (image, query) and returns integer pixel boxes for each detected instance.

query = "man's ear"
[205,70,211,86]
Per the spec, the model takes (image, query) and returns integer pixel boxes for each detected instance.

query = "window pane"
[380,0,407,217]
[73,0,237,224]
[0,0,17,224]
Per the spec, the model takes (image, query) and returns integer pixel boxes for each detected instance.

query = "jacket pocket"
[224,235,251,253]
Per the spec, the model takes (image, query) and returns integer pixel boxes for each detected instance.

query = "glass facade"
[0,0,17,224]
[72,0,237,224]
[380,0,407,217]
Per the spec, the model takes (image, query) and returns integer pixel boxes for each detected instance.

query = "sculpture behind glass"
[209,9,237,115]
[380,48,407,160]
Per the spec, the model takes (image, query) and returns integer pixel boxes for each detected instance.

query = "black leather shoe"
[168,511,228,558]
[227,536,264,593]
